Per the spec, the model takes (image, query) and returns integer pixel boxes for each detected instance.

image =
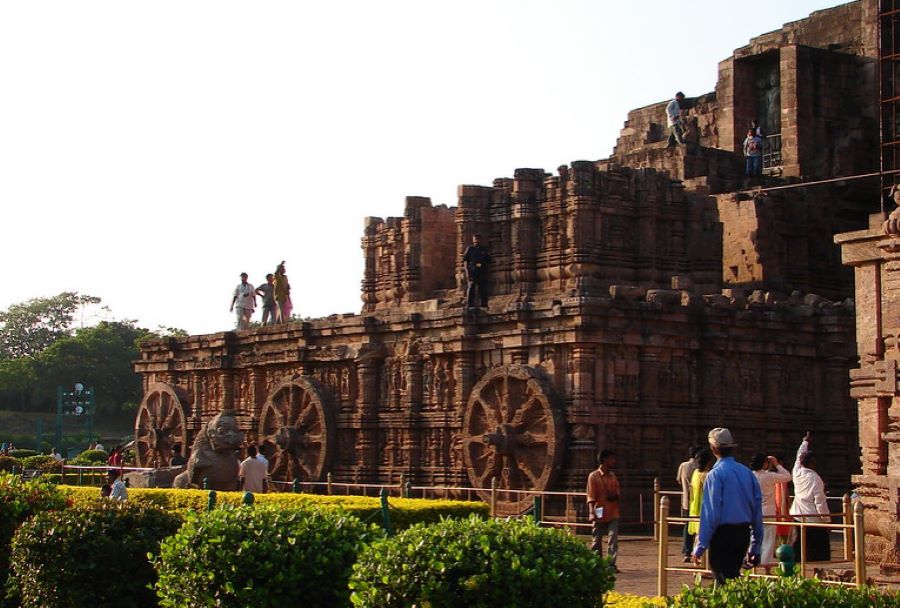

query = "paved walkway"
[609,535,854,598]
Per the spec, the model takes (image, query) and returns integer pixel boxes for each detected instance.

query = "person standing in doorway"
[463,234,491,309]
[587,449,621,571]
[743,128,763,177]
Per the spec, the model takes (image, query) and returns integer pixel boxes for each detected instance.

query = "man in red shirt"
[587,449,621,570]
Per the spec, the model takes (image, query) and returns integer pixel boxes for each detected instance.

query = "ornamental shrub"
[348,515,614,608]
[0,456,20,472]
[0,475,68,606]
[9,502,181,608]
[61,485,488,528]
[69,449,109,465]
[18,455,59,473]
[6,450,37,460]
[668,576,900,607]
[154,505,375,608]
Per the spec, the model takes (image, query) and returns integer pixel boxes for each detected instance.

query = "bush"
[6,450,37,460]
[155,505,374,608]
[61,485,488,528]
[10,503,181,608]
[69,449,109,465]
[348,515,614,608]
[0,475,68,605]
[0,457,20,472]
[19,455,59,473]
[668,576,900,607]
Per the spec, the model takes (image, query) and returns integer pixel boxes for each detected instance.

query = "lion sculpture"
[173,409,244,490]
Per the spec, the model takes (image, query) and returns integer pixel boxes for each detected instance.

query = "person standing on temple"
[273,261,292,323]
[229,272,256,330]
[587,449,621,571]
[743,128,763,177]
[463,234,490,309]
[256,273,276,326]
[665,91,686,147]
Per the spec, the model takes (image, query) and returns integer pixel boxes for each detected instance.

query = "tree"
[32,321,159,416]
[0,292,100,359]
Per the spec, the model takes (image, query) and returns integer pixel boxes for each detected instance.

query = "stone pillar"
[836,211,900,567]
[455,351,477,419]
[355,358,381,482]
[510,169,543,297]
[402,357,423,480]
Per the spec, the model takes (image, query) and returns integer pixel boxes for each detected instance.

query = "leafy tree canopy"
[0,292,100,359]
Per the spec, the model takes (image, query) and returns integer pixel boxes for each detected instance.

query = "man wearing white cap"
[691,427,763,584]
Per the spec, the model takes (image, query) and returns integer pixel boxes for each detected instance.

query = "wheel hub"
[483,422,518,456]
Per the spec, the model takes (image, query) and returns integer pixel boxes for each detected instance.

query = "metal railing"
[763,133,782,170]
[655,494,866,597]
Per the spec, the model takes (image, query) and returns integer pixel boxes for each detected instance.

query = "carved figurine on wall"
[463,234,491,309]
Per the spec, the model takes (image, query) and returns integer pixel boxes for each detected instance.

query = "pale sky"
[1,1,848,335]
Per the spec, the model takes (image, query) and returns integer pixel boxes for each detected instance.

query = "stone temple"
[135,0,900,565]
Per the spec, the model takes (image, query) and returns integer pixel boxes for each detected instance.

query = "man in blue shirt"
[691,427,763,584]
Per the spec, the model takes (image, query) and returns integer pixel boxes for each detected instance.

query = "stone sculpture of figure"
[173,409,245,490]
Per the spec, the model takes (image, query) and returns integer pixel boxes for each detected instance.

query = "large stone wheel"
[134,383,189,468]
[462,365,565,514]
[258,376,334,483]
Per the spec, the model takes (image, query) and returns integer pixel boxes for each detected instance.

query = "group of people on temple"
[230,261,293,329]
[587,428,834,584]
[666,91,768,178]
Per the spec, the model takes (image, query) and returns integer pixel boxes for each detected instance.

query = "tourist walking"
[273,261,292,323]
[790,432,831,561]
[463,234,491,309]
[587,449,621,571]
[743,128,763,177]
[676,446,699,562]
[666,92,687,147]
[692,428,763,584]
[687,448,714,549]
[239,445,269,494]
[750,453,792,563]
[230,272,256,330]
[108,469,128,501]
[256,274,276,326]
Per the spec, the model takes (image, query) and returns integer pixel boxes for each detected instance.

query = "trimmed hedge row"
[61,485,489,528]
[10,503,181,608]
[348,514,613,608]
[669,576,900,607]
[155,506,375,607]
[0,475,68,606]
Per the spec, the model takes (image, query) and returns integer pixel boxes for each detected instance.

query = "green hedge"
[61,486,488,529]
[155,506,375,607]
[6,450,37,460]
[69,449,109,465]
[19,455,60,473]
[348,515,614,608]
[669,577,900,607]
[0,456,20,472]
[0,475,68,606]
[10,503,181,608]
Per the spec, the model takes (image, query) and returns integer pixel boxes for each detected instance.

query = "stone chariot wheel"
[134,383,190,468]
[462,365,565,514]
[258,375,334,483]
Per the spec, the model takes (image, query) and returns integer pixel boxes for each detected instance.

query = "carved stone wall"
[837,209,900,569]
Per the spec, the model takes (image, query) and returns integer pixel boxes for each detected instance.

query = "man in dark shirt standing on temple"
[463,234,491,309]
